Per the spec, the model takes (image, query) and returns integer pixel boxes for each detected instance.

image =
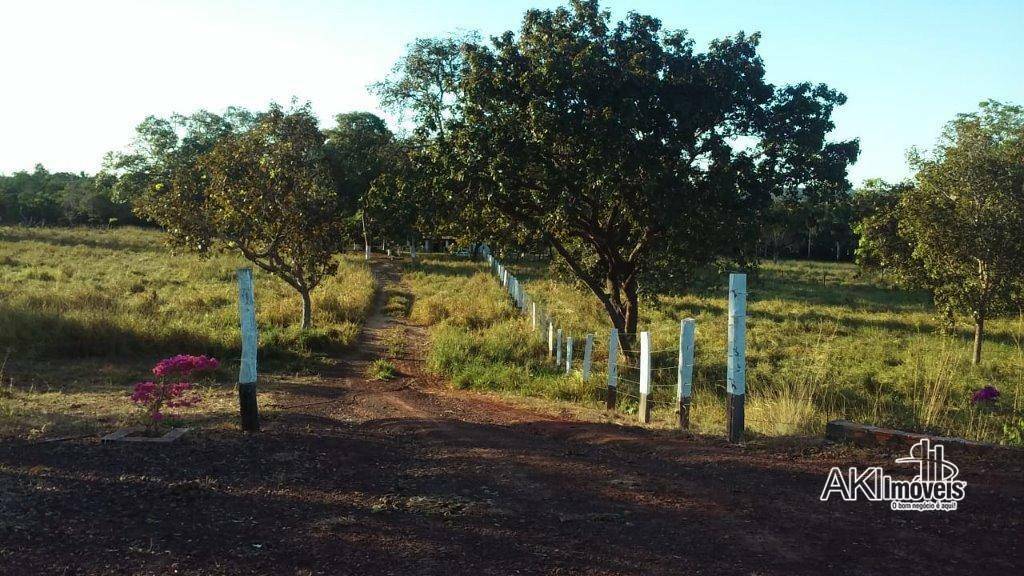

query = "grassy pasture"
[407,256,1024,445]
[0,226,376,438]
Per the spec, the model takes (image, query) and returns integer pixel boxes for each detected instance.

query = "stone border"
[825,419,1016,453]
[101,427,190,444]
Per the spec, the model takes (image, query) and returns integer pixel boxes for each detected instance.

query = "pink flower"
[129,354,214,426]
[971,386,1000,404]
[152,355,220,377]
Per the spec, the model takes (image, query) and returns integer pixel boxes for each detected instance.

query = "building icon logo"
[820,439,967,511]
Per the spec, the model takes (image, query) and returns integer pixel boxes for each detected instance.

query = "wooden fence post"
[678,318,696,430]
[606,328,618,409]
[566,336,574,374]
[236,268,260,432]
[638,331,652,424]
[582,333,594,382]
[727,273,747,442]
[556,328,563,366]
[531,302,537,331]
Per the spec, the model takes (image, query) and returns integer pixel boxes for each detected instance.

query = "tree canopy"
[111,104,349,329]
[858,100,1024,364]
[380,0,858,354]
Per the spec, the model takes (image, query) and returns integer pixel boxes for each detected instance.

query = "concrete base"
[605,386,617,410]
[639,393,651,424]
[726,393,744,442]
[679,397,691,430]
[101,427,190,444]
[825,419,1014,453]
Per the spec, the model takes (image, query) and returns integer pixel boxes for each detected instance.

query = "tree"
[861,101,1024,364]
[381,1,857,356]
[122,104,348,329]
[324,112,398,253]
[852,179,915,270]
[372,33,485,251]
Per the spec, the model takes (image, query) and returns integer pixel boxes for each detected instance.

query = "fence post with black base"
[236,267,260,433]
[606,328,618,409]
[727,273,746,442]
[678,318,695,431]
[638,331,652,424]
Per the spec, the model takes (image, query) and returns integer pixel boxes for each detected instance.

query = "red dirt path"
[1,269,1021,575]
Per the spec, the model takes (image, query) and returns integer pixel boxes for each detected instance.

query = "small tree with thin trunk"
[858,101,1024,364]
[909,102,1022,364]
[129,104,348,329]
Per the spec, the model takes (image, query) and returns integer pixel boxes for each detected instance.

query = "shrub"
[366,359,397,381]
[130,354,218,428]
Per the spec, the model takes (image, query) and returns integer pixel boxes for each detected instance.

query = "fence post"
[678,318,696,430]
[582,333,594,382]
[556,328,563,366]
[531,302,537,331]
[236,268,260,432]
[548,321,555,358]
[606,328,619,409]
[638,331,652,424]
[727,273,747,442]
[566,336,574,374]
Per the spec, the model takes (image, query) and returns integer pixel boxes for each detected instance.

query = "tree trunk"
[972,315,984,365]
[361,214,370,261]
[300,289,312,330]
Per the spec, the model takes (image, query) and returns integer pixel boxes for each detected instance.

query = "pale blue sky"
[1,0,1021,185]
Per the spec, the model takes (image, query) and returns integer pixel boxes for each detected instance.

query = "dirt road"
[1,268,1021,575]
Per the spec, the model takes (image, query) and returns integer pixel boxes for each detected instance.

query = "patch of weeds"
[370,494,480,517]
[383,290,413,318]
[366,359,397,381]
[381,327,406,358]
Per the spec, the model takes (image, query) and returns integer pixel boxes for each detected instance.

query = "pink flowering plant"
[130,355,219,428]
[971,385,1000,404]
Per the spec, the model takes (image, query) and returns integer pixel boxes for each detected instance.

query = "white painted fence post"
[638,331,652,424]
[727,273,747,442]
[582,333,594,382]
[236,268,259,432]
[566,336,574,374]
[548,321,555,358]
[678,318,696,430]
[606,328,619,409]
[556,328,563,366]
[531,302,537,331]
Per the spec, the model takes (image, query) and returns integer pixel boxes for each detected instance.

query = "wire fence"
[487,254,757,437]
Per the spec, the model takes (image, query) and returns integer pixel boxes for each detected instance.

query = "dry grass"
[410,255,1024,445]
[0,225,377,439]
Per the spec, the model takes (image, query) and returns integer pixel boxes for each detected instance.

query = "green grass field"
[0,226,376,438]
[405,256,1024,445]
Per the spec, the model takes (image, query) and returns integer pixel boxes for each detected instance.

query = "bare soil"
[1,265,1021,575]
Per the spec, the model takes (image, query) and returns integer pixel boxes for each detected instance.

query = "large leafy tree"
[860,101,1024,364]
[324,112,396,252]
[111,104,348,329]
[372,33,486,250]
[382,1,857,355]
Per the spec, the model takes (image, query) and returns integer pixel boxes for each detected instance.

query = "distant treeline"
[1,162,881,261]
[0,165,141,226]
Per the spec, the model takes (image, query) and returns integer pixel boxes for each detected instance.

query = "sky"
[1,0,1021,185]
